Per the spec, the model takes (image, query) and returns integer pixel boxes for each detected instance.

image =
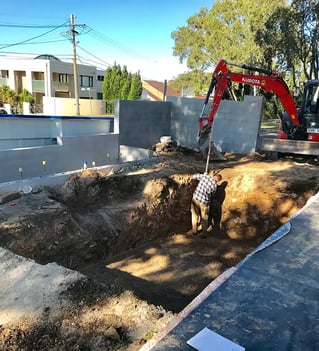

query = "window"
[80,75,93,87]
[59,74,68,83]
[0,70,9,78]
[97,75,104,81]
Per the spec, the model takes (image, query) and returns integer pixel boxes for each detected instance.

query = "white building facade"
[0,54,106,115]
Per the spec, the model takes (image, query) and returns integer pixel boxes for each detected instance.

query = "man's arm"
[192,174,202,180]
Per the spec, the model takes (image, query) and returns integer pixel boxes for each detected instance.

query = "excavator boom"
[198,59,302,156]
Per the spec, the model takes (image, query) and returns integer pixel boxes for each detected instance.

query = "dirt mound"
[1,152,319,350]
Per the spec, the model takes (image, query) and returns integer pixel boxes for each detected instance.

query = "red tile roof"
[142,80,180,101]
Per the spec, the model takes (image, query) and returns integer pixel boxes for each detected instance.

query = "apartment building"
[0,54,105,114]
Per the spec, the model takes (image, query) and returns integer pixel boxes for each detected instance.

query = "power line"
[0,18,156,75]
[84,26,152,61]
[0,21,69,50]
[0,19,150,63]
[0,22,69,29]
[77,44,112,68]
[85,27,129,51]
[0,38,69,46]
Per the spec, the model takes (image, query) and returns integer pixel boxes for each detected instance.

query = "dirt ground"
[1,150,319,350]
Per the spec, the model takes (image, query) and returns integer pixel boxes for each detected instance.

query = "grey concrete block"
[212,96,263,154]
[116,100,171,148]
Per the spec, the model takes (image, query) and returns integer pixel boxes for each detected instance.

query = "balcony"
[52,81,69,93]
[32,80,45,93]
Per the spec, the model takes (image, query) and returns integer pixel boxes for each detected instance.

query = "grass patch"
[261,119,280,129]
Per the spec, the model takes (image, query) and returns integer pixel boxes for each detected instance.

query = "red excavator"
[198,59,319,158]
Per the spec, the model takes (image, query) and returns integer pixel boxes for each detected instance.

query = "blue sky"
[0,1,214,81]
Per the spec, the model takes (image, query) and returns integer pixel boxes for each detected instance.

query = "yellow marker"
[42,160,47,166]
[18,167,23,173]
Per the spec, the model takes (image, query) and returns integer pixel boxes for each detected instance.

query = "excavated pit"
[1,152,319,350]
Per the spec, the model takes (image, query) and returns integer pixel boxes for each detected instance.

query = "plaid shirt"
[192,173,217,205]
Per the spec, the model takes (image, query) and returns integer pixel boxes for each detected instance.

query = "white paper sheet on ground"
[186,327,245,351]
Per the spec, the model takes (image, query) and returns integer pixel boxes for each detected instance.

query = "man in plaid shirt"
[189,171,222,236]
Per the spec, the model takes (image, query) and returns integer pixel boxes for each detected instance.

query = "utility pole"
[70,14,80,116]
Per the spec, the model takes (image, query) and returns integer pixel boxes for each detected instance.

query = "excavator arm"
[198,59,302,154]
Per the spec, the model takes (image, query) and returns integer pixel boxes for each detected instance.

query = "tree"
[172,0,285,69]
[292,0,319,80]
[110,64,122,100]
[102,64,142,113]
[19,89,35,103]
[128,72,143,100]
[256,0,319,85]
[169,70,211,96]
[171,0,285,93]
[18,89,35,114]
[0,85,15,106]
[120,67,132,99]
[0,85,34,113]
[102,66,113,103]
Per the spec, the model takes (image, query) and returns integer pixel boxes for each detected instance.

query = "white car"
[0,107,8,115]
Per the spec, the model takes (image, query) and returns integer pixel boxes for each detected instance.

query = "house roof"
[34,54,61,61]
[142,80,180,101]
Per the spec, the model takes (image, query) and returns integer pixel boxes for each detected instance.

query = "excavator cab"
[303,82,319,114]
[277,81,319,141]
[301,81,319,141]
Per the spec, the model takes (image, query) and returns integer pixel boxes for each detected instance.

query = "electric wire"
[0,19,154,73]
[85,27,130,51]
[77,44,112,68]
[0,19,145,62]
[84,26,152,61]
[0,20,69,50]
[0,22,69,29]
[0,39,69,46]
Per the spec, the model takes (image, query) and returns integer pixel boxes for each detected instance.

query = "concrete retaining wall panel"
[212,96,263,154]
[116,100,171,148]
[168,96,211,149]
[168,96,263,153]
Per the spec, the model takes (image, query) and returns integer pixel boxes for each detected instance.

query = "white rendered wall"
[0,115,118,183]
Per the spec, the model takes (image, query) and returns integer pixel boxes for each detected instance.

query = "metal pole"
[205,132,212,174]
[70,14,80,116]
[163,79,167,101]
